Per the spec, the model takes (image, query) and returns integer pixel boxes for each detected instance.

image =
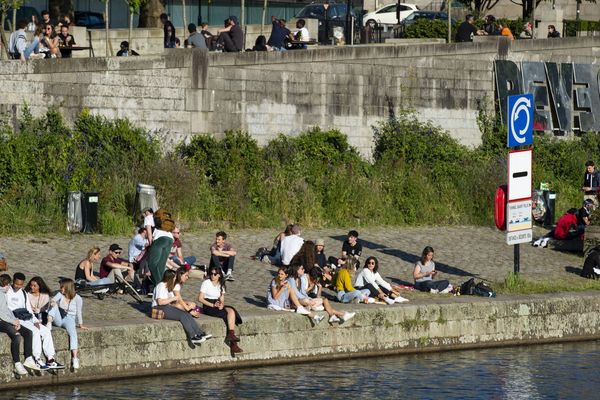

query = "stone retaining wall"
[1,292,600,390]
[0,37,598,156]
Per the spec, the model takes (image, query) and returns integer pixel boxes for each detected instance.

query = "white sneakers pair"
[533,237,550,248]
[328,311,356,323]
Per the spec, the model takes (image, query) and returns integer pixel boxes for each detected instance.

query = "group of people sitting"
[1,272,85,375]
[8,12,78,61]
[260,226,453,322]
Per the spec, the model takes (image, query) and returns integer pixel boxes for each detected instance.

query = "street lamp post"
[324,2,330,44]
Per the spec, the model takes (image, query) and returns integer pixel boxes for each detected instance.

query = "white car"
[363,3,419,26]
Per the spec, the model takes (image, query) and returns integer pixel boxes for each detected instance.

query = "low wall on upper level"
[0,37,598,156]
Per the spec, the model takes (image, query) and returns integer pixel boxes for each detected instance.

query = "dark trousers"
[210,255,235,274]
[0,321,33,362]
[147,236,174,286]
[356,283,392,298]
[157,305,205,339]
[218,33,240,52]
[415,280,450,292]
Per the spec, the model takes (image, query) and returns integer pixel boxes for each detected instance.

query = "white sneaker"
[23,357,40,371]
[341,311,355,322]
[225,273,235,282]
[296,306,310,315]
[394,296,409,303]
[365,297,376,304]
[15,362,27,375]
[541,238,550,248]
[430,289,439,294]
[313,314,324,324]
[440,284,453,294]
[384,297,395,305]
[594,268,600,275]
[72,357,80,369]
[312,305,325,311]
[328,315,340,323]
[533,238,542,247]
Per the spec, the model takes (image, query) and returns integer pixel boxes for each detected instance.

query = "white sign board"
[508,149,532,201]
[506,229,533,245]
[507,200,532,232]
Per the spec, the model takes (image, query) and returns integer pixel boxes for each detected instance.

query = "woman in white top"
[198,265,243,356]
[152,270,210,345]
[25,276,51,324]
[47,279,88,369]
[355,257,409,304]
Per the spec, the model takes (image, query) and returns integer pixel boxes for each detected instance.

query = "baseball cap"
[109,244,123,252]
[315,238,325,246]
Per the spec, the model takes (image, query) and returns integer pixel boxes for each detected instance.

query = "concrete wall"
[0,37,598,156]
[2,292,600,389]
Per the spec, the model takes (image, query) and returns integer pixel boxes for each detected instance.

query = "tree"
[48,0,73,23]
[126,0,147,52]
[138,0,165,28]
[0,0,17,58]
[101,0,112,56]
[509,0,595,20]
[455,0,500,18]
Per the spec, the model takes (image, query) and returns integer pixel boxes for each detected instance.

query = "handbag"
[13,308,33,321]
[150,307,164,320]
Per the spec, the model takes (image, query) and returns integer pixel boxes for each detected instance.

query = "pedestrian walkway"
[0,225,583,326]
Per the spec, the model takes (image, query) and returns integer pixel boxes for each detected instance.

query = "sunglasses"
[210,272,220,276]
[368,261,376,265]
[114,251,122,254]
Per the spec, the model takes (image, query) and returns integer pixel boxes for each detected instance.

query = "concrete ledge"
[2,292,600,389]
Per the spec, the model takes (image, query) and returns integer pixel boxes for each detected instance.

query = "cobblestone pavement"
[0,225,583,327]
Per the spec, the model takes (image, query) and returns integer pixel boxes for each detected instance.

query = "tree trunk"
[182,0,187,37]
[261,0,267,35]
[105,0,111,57]
[0,15,9,59]
[241,0,245,27]
[48,0,74,22]
[138,0,166,28]
[129,8,133,50]
[11,8,16,32]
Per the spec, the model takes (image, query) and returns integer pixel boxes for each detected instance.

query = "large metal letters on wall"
[495,60,600,134]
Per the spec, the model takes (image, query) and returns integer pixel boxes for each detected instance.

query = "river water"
[12,340,600,399]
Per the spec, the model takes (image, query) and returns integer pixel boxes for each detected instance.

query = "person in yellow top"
[333,259,372,303]
[498,22,514,40]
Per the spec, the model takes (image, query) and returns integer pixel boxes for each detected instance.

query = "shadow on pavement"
[244,295,266,307]
[565,266,583,276]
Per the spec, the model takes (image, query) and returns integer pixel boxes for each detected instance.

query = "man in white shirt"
[142,208,155,245]
[6,272,64,370]
[280,224,304,266]
[0,274,36,375]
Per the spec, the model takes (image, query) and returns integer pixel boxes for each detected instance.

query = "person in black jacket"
[582,160,600,206]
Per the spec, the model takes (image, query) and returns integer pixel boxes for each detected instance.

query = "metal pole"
[351,16,354,45]
[514,243,520,273]
[531,0,536,39]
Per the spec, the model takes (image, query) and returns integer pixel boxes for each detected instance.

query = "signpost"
[506,94,534,273]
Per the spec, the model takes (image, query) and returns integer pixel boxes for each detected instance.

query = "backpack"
[473,281,496,297]
[459,278,496,297]
[459,278,475,295]
[153,208,176,232]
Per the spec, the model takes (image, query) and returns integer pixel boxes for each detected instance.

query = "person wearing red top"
[534,208,580,247]
[100,244,135,282]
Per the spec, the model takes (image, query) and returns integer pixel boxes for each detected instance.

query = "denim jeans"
[210,255,235,274]
[48,306,78,350]
[170,255,196,267]
[337,289,369,303]
[23,37,39,59]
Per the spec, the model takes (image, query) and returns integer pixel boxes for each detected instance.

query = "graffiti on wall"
[495,60,600,134]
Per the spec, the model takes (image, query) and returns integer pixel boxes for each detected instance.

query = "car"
[2,6,40,31]
[362,3,419,27]
[401,10,456,26]
[295,1,359,44]
[74,11,105,29]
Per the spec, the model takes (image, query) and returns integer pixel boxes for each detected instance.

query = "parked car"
[2,6,40,31]
[295,1,359,44]
[74,11,105,29]
[362,3,419,27]
[401,10,456,26]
